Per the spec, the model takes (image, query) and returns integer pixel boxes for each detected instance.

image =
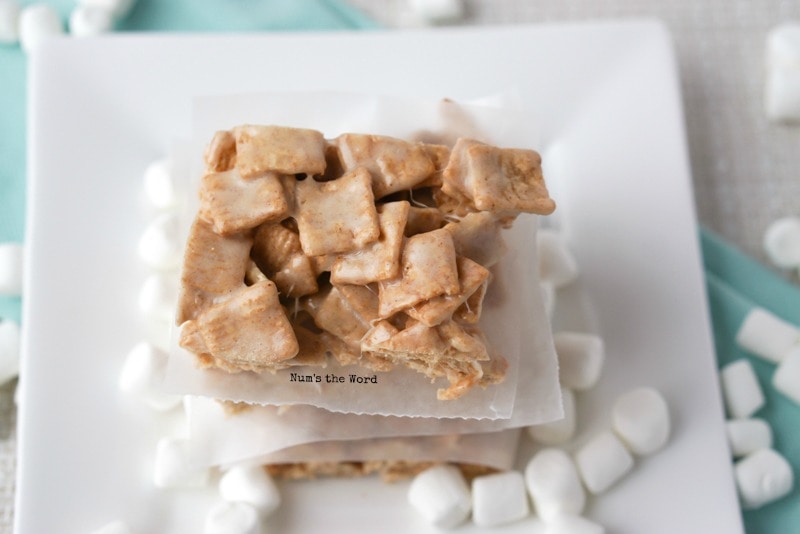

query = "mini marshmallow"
[574,431,634,494]
[765,23,800,122]
[545,514,606,534]
[527,387,576,445]
[219,464,281,518]
[408,0,463,24]
[773,346,800,404]
[139,273,179,323]
[69,5,113,37]
[736,307,800,364]
[537,230,579,288]
[611,387,670,456]
[726,418,773,458]
[408,464,471,529]
[19,4,63,54]
[554,332,605,390]
[0,0,20,44]
[153,437,209,489]
[119,341,181,411]
[734,448,793,509]
[471,471,530,527]
[143,158,179,211]
[138,213,183,271]
[763,217,800,269]
[79,0,135,20]
[90,520,133,534]
[0,320,21,385]
[524,448,585,522]
[204,501,261,534]
[0,242,23,297]
[720,359,765,419]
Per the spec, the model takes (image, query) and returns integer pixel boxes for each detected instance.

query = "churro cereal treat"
[176,125,555,400]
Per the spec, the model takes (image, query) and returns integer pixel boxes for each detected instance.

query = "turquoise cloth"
[0,0,378,323]
[703,228,800,533]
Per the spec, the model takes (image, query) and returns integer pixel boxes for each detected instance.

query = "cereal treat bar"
[176,125,555,400]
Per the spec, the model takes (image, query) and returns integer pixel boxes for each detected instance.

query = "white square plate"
[19,21,743,533]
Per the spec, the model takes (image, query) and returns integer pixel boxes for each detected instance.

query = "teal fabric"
[702,227,800,533]
[0,0,377,323]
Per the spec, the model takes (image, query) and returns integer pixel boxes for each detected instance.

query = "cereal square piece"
[331,201,410,285]
[204,130,237,173]
[197,281,299,370]
[405,206,445,236]
[252,223,318,298]
[378,229,460,317]
[177,217,252,324]
[233,125,326,178]
[199,169,289,235]
[336,134,436,198]
[295,168,380,256]
[303,285,372,348]
[442,138,556,215]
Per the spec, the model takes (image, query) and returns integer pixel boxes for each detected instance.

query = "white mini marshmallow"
[69,5,113,36]
[19,4,63,53]
[143,158,179,211]
[574,431,634,494]
[79,0,135,20]
[734,448,794,509]
[471,471,530,527]
[153,437,209,489]
[90,520,133,534]
[537,230,580,288]
[765,23,800,122]
[545,514,606,534]
[0,242,23,297]
[138,213,183,271]
[220,464,281,518]
[720,359,765,419]
[525,448,585,522]
[408,464,471,529]
[408,0,463,24]
[0,320,21,385]
[204,501,261,534]
[527,387,576,445]
[611,387,670,456]
[0,0,20,44]
[554,332,605,390]
[763,217,800,269]
[119,341,181,411]
[773,346,800,404]
[736,307,800,364]
[726,418,773,458]
[139,273,178,323]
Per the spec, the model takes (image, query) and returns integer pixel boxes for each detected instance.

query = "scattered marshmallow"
[765,23,800,122]
[0,242,23,297]
[525,448,585,522]
[773,346,800,404]
[726,418,773,458]
[153,437,209,489]
[79,0,135,21]
[538,230,579,288]
[0,320,21,385]
[527,387,576,445]
[143,158,180,211]
[204,501,261,534]
[18,4,64,53]
[138,213,183,271]
[545,514,606,534]
[763,217,800,269]
[408,464,471,529]
[554,332,605,390]
[408,0,463,24]
[734,448,794,509]
[220,464,281,518]
[574,431,634,494]
[736,307,800,364]
[0,0,20,44]
[69,5,113,37]
[611,387,670,456]
[119,341,181,411]
[720,359,765,419]
[90,520,133,534]
[139,273,178,323]
[471,471,530,527]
